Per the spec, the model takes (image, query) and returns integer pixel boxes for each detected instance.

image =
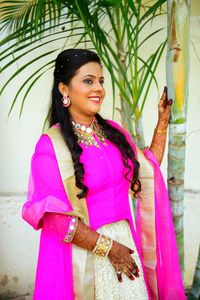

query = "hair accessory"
[62,95,71,107]
[92,234,113,257]
[64,216,78,243]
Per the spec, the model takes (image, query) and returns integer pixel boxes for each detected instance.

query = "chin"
[89,106,101,114]
[93,109,101,115]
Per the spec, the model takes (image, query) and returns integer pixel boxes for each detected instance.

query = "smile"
[88,96,101,103]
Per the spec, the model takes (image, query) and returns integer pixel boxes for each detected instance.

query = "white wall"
[0,13,200,298]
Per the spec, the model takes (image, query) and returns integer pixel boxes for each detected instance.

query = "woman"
[22,49,186,300]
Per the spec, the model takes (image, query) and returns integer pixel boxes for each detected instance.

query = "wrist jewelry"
[155,128,167,135]
[92,234,113,257]
[64,216,78,243]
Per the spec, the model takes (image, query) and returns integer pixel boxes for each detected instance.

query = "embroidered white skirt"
[83,220,149,300]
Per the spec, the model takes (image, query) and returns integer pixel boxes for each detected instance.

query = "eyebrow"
[82,74,104,79]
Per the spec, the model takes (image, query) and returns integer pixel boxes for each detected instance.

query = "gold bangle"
[92,234,113,257]
[155,128,167,135]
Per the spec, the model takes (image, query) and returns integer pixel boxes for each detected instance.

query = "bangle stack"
[155,128,167,135]
[92,234,113,257]
[64,216,78,243]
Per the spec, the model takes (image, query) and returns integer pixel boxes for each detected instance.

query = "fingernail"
[130,250,134,254]
[136,267,139,272]
[130,276,135,281]
[168,99,173,105]
[135,273,140,278]
[164,86,167,92]
[119,278,122,283]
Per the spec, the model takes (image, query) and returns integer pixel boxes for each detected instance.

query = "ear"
[58,82,68,96]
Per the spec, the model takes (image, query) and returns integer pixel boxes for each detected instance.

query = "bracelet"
[155,128,167,135]
[92,234,113,257]
[64,216,78,243]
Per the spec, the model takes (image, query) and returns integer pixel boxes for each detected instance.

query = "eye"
[83,79,93,84]
[99,79,104,86]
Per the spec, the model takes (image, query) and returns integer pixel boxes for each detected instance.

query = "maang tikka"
[62,95,70,107]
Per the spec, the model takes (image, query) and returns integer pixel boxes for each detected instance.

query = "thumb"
[168,98,173,106]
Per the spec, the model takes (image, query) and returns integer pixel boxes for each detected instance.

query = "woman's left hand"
[157,86,173,130]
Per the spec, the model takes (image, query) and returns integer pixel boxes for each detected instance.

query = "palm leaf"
[1,0,167,126]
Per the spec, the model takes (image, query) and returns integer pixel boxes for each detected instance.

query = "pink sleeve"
[22,134,73,230]
[43,213,75,242]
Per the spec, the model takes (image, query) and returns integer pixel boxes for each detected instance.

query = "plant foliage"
[0,0,167,139]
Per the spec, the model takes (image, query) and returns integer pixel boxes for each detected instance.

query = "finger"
[159,101,166,111]
[130,257,139,271]
[168,98,173,106]
[128,274,135,281]
[126,258,139,278]
[125,246,134,254]
[162,86,168,98]
[163,103,172,117]
[132,269,140,278]
[122,267,134,281]
[159,87,168,108]
[132,262,140,277]
[129,259,140,276]
[116,271,122,282]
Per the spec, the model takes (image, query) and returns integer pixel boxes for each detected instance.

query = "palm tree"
[166,0,190,276]
[0,0,166,146]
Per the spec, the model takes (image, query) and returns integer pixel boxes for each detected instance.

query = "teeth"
[89,97,100,102]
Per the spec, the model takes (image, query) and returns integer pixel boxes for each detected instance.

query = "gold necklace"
[71,117,107,148]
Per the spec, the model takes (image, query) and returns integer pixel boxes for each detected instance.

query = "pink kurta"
[22,120,186,300]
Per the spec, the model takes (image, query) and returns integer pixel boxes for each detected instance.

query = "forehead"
[75,62,103,77]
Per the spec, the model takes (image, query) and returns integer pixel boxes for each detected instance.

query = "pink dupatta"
[140,149,186,300]
[22,122,186,300]
[119,124,186,300]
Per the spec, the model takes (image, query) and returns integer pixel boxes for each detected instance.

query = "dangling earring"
[62,95,71,107]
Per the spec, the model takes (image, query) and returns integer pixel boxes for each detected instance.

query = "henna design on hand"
[108,241,139,281]
[72,219,99,251]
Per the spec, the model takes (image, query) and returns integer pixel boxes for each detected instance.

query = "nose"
[93,81,104,92]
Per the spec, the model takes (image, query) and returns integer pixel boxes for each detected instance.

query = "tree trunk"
[134,109,145,149]
[166,0,190,276]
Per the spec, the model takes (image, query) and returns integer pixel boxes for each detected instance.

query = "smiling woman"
[58,61,105,122]
[22,49,185,300]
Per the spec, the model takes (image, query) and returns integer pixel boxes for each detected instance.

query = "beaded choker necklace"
[71,117,107,148]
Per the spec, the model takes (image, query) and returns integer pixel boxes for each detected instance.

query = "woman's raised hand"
[157,86,173,130]
[108,240,139,282]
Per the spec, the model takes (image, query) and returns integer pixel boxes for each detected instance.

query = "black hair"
[49,48,141,199]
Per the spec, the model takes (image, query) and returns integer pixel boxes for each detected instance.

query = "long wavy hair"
[49,49,141,199]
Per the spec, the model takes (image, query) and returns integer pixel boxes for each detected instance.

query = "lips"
[88,96,101,103]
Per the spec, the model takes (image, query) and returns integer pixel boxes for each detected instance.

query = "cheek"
[102,89,106,98]
[70,82,90,96]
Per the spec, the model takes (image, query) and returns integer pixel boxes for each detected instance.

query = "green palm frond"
[0,0,62,34]
[0,0,167,137]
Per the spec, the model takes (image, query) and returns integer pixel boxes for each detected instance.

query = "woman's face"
[60,61,105,121]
